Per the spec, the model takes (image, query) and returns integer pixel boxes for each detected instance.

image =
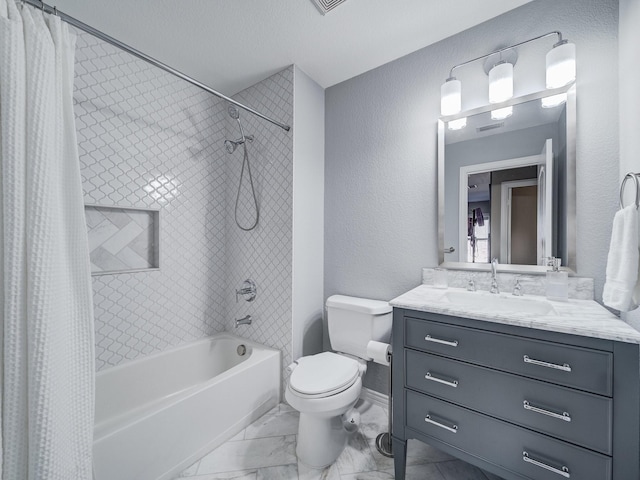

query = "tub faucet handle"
[236,279,257,303]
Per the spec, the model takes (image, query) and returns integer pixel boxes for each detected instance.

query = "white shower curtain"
[0,1,95,479]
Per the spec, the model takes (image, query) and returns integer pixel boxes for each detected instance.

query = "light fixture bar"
[448,31,565,79]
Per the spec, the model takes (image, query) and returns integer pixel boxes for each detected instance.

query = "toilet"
[285,295,392,468]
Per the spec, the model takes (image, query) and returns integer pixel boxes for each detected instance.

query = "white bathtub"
[93,333,281,480]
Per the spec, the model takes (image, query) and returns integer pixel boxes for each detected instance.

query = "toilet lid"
[289,352,360,397]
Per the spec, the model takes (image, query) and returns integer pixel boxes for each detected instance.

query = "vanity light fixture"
[541,93,568,108]
[491,106,513,120]
[441,31,575,120]
[488,62,514,104]
[546,40,576,88]
[441,77,462,116]
[448,117,467,130]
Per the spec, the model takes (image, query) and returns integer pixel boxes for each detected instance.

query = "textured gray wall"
[619,0,640,332]
[325,0,619,393]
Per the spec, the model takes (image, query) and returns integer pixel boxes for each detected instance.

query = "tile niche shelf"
[85,204,160,275]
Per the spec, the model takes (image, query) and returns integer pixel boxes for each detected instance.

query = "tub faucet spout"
[235,315,252,328]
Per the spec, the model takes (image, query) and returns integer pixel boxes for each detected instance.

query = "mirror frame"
[437,84,576,273]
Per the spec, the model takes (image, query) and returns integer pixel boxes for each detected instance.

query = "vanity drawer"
[405,317,613,396]
[405,350,613,454]
[406,390,612,480]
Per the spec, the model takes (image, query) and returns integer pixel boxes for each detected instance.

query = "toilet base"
[296,412,352,468]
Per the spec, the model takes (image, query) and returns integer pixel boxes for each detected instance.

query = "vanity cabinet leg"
[393,437,407,480]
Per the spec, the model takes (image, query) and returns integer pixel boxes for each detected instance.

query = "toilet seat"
[289,352,360,399]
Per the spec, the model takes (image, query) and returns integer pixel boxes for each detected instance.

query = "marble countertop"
[390,284,640,344]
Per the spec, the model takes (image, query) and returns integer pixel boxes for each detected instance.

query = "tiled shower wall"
[74,29,295,376]
[225,68,294,385]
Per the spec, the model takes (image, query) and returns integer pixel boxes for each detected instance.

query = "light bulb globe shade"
[441,78,462,116]
[546,42,576,89]
[448,117,467,130]
[488,62,513,104]
[491,106,513,120]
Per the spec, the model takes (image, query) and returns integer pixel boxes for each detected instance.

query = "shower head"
[228,105,240,120]
[224,139,239,154]
[224,135,254,154]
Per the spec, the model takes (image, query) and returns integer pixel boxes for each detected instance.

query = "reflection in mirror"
[438,85,576,272]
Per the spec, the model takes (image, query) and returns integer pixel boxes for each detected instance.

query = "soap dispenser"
[546,257,568,301]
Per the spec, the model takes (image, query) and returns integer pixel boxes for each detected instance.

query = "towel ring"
[620,172,640,209]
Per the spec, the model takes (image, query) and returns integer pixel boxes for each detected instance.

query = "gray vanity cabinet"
[392,308,640,480]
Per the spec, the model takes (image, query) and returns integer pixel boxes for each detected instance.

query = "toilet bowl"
[286,295,392,468]
[285,351,366,468]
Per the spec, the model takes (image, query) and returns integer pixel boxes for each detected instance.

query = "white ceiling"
[53,0,533,96]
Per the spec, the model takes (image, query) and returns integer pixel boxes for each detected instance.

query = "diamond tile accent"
[85,206,159,272]
[74,28,295,379]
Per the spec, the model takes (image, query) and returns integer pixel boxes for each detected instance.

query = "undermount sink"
[443,290,556,316]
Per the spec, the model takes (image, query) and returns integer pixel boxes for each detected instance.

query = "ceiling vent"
[477,122,504,132]
[310,0,348,15]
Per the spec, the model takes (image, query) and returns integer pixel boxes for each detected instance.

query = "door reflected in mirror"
[438,85,576,272]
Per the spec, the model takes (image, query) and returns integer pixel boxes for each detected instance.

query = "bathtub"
[93,333,281,480]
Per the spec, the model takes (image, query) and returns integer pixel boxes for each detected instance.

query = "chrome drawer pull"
[523,451,570,478]
[425,372,459,388]
[424,335,459,347]
[523,400,571,422]
[523,355,572,372]
[424,414,458,434]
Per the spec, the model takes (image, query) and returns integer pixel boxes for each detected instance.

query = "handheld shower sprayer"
[224,104,254,153]
[223,103,260,231]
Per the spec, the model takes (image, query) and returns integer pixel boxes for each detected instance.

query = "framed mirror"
[438,84,576,273]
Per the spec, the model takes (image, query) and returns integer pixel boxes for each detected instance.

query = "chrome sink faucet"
[490,258,500,294]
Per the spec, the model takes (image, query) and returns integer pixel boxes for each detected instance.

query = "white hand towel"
[603,205,640,311]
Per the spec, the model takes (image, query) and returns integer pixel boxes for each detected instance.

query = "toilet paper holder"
[375,346,394,458]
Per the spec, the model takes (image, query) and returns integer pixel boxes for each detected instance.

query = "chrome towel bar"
[620,172,640,209]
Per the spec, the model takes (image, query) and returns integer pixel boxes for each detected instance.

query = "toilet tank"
[326,295,392,359]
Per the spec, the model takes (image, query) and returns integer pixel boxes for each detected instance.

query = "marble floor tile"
[370,438,455,472]
[174,402,497,480]
[405,464,449,480]
[436,459,492,480]
[256,464,298,479]
[334,431,378,475]
[180,460,200,476]
[279,403,296,413]
[244,410,300,440]
[297,461,341,480]
[341,470,395,480]
[184,464,297,480]
[196,435,297,475]
[228,428,246,442]
[381,463,448,480]
[355,401,389,441]
[187,471,257,480]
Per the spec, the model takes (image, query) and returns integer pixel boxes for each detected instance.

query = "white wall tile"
[75,29,295,379]
[75,29,227,369]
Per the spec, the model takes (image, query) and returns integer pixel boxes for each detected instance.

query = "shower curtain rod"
[21,0,292,132]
